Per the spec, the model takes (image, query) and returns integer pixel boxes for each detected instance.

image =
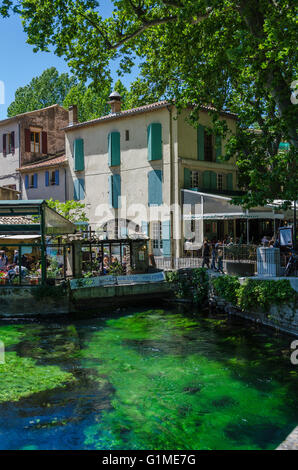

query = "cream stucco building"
[64,96,240,259]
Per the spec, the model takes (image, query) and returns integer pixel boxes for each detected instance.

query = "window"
[2,132,15,156]
[204,132,213,162]
[125,130,130,141]
[74,178,85,201]
[191,171,199,188]
[152,222,163,249]
[25,173,38,189]
[217,174,223,191]
[148,170,163,206]
[148,123,162,161]
[109,174,121,208]
[74,138,85,171]
[108,132,120,166]
[30,131,40,153]
[45,170,59,186]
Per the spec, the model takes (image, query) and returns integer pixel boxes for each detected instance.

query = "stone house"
[64,95,239,259]
[0,104,68,197]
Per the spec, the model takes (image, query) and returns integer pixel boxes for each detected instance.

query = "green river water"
[0,307,297,450]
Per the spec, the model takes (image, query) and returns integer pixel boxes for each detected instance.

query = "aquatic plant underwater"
[0,309,297,450]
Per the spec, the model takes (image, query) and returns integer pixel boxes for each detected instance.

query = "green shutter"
[203,171,210,189]
[197,124,205,161]
[78,178,85,199]
[227,173,233,190]
[210,171,217,190]
[113,174,121,208]
[162,220,171,257]
[215,135,222,162]
[184,168,191,189]
[148,123,162,161]
[108,131,120,166]
[108,175,113,208]
[74,179,79,200]
[148,170,163,206]
[74,138,84,171]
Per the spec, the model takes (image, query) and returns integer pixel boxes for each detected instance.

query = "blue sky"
[0,3,138,120]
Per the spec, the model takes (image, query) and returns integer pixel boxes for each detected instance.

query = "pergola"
[0,200,76,284]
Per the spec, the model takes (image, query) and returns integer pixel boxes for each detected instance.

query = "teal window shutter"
[162,220,171,257]
[210,171,217,190]
[215,135,222,162]
[148,123,162,161]
[197,124,205,161]
[108,175,113,208]
[78,178,85,199]
[227,173,233,190]
[120,226,128,238]
[45,171,49,187]
[148,170,163,206]
[74,179,79,200]
[184,168,191,189]
[108,131,120,166]
[203,171,211,189]
[113,174,121,208]
[141,221,148,236]
[74,138,84,171]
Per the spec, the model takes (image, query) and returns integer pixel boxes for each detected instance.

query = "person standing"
[202,241,210,269]
[217,249,224,274]
[210,243,217,270]
[0,251,8,269]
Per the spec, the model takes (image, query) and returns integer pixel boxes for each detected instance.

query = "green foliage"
[237,279,297,312]
[46,199,88,223]
[211,276,241,305]
[166,268,209,304]
[1,0,297,205]
[63,82,111,122]
[212,276,296,312]
[7,67,76,116]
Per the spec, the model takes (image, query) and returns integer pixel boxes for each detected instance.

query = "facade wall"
[21,165,70,202]
[66,108,172,233]
[0,121,20,190]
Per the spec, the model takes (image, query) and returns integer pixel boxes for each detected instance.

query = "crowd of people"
[201,240,224,273]
[0,249,39,283]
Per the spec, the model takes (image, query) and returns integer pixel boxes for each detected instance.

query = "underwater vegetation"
[0,309,297,450]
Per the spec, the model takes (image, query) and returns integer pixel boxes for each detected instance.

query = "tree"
[46,199,88,223]
[7,67,77,116]
[2,0,297,206]
[63,82,111,122]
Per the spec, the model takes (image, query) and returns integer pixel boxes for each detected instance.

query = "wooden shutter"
[197,125,205,161]
[2,134,6,156]
[45,171,49,187]
[112,174,121,209]
[148,170,163,206]
[210,171,217,190]
[25,175,29,189]
[74,138,84,171]
[33,173,38,188]
[215,135,222,162]
[184,168,191,189]
[227,173,233,190]
[42,131,48,155]
[108,175,113,208]
[55,170,59,186]
[25,129,31,152]
[10,132,15,154]
[108,132,120,166]
[203,171,210,189]
[148,123,162,161]
[162,220,171,257]
[78,178,85,199]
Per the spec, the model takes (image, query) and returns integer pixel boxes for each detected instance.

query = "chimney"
[69,105,78,126]
[108,91,122,114]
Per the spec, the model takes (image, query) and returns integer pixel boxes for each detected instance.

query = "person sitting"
[6,265,16,284]
[0,251,8,269]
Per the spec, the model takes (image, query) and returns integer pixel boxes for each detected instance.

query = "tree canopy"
[2,0,297,206]
[7,67,76,117]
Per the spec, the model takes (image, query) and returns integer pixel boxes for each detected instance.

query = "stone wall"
[209,281,298,337]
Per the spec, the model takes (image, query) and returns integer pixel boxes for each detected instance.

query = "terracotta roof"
[64,101,238,131]
[18,154,67,172]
